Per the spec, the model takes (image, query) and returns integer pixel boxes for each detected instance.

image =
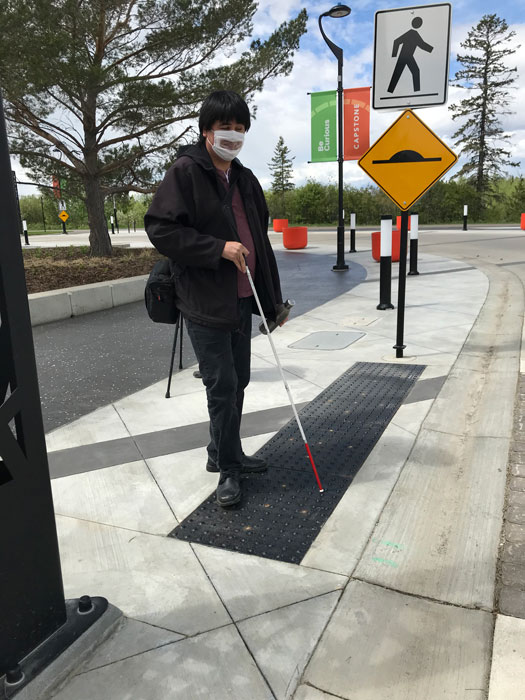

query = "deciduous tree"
[0,1,307,255]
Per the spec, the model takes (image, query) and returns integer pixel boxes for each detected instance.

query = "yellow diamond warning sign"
[358,109,457,211]
[58,210,69,222]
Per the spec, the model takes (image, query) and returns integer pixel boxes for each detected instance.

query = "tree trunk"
[84,175,112,257]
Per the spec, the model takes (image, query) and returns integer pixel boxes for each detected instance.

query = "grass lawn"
[23,246,162,294]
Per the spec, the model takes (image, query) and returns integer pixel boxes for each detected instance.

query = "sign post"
[359,109,457,357]
[373,3,451,111]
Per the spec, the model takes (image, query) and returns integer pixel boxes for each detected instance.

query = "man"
[145,90,284,507]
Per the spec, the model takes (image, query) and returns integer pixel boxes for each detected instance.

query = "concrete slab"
[69,281,113,316]
[80,617,184,672]
[51,625,274,700]
[192,544,347,621]
[28,288,72,326]
[52,460,177,534]
[56,516,231,635]
[304,580,492,700]
[147,433,274,522]
[110,275,147,306]
[46,404,130,452]
[301,422,416,577]
[488,614,525,700]
[423,367,518,439]
[293,686,334,700]
[238,592,340,700]
[354,429,508,608]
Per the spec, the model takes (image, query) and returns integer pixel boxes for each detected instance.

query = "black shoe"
[207,454,268,474]
[216,476,242,507]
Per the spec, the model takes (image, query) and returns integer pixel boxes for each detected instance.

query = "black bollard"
[463,204,468,231]
[110,215,115,235]
[407,213,419,276]
[377,215,394,310]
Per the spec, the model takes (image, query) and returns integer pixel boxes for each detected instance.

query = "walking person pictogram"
[387,17,433,94]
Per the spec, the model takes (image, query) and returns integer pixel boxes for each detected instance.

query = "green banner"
[311,90,337,163]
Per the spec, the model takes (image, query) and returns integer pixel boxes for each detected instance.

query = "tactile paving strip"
[171,361,425,563]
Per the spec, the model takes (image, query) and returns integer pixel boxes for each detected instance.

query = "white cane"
[245,265,324,493]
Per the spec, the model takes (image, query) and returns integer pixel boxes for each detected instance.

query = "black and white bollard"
[110,215,115,235]
[113,195,119,234]
[349,212,356,253]
[407,213,419,276]
[463,204,468,231]
[22,219,29,246]
[377,215,394,310]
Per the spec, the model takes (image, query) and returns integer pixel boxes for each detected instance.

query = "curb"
[28,275,148,327]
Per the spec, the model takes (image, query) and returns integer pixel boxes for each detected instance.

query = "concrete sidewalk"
[43,243,524,699]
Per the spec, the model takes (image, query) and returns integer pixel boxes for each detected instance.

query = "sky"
[240,0,525,190]
[14,0,525,195]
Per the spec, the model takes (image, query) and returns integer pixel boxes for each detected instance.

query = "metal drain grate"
[171,361,425,563]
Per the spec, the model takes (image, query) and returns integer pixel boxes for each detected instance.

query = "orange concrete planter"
[521,213,525,230]
[371,229,402,262]
[396,215,411,231]
[273,218,288,232]
[283,226,308,250]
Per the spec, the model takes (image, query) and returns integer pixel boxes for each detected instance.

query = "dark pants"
[186,297,252,478]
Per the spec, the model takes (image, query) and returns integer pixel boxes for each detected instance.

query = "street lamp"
[319,4,351,272]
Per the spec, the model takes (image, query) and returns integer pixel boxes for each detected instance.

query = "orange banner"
[344,87,371,160]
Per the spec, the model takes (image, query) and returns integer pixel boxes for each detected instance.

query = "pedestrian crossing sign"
[358,109,457,210]
[373,3,451,110]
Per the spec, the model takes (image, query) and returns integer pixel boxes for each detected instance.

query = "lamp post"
[319,4,351,272]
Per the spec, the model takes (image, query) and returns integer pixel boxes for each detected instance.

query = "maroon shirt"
[216,168,256,298]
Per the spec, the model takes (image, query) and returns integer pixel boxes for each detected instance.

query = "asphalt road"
[34,248,367,433]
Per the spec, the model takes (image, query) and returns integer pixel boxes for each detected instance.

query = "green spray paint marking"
[372,557,399,568]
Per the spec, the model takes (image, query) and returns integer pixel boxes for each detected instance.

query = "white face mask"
[207,129,245,161]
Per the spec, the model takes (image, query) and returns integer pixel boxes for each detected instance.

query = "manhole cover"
[289,331,365,350]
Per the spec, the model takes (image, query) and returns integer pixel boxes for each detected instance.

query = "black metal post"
[377,215,394,310]
[394,211,409,358]
[0,91,65,674]
[127,218,130,233]
[61,219,67,235]
[41,197,47,232]
[349,212,356,253]
[1,92,109,696]
[133,219,136,233]
[407,212,419,276]
[463,204,468,231]
[333,53,348,272]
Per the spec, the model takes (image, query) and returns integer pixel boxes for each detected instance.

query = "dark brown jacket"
[145,143,282,330]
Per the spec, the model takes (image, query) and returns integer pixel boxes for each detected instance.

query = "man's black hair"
[198,91,251,143]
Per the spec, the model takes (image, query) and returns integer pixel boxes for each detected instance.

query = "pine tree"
[0,1,307,256]
[449,14,519,208]
[268,136,295,218]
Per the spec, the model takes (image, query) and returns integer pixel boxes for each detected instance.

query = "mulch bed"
[23,246,163,294]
